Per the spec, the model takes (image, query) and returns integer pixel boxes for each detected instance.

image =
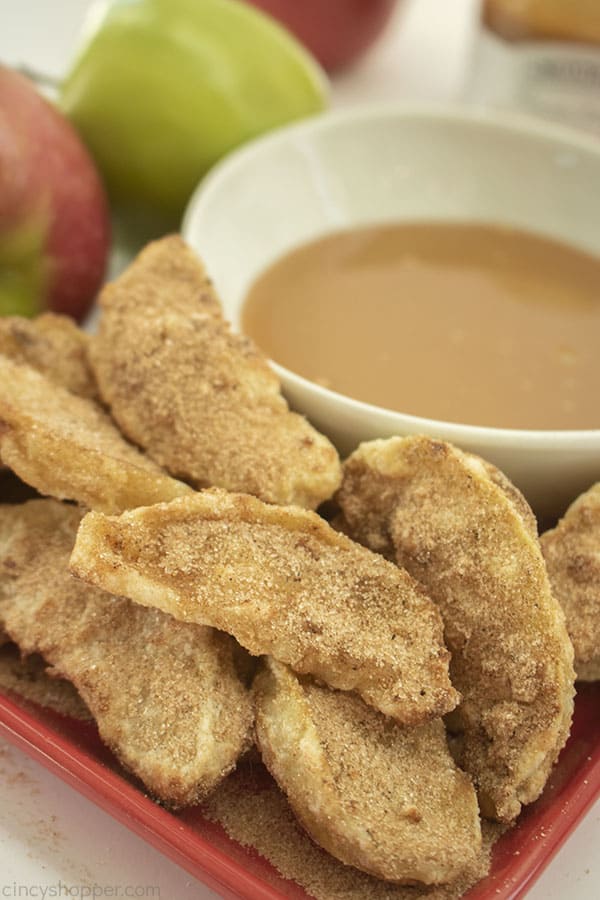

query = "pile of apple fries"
[1,236,594,890]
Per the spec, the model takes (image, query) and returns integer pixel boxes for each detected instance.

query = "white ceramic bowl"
[183,104,600,521]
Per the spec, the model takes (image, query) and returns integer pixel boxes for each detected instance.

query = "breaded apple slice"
[0,355,191,514]
[337,436,575,823]
[89,236,341,509]
[70,489,458,725]
[254,658,481,885]
[95,232,222,319]
[542,483,600,681]
[0,312,98,399]
[0,499,253,807]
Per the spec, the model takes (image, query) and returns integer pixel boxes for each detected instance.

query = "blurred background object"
[0,0,476,304]
[468,0,600,136]
[0,63,110,320]
[59,0,328,234]
[0,0,479,108]
[245,0,398,72]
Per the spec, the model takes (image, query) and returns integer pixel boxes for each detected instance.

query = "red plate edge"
[1,687,599,900]
[468,727,600,896]
[466,682,600,900]
[0,693,283,900]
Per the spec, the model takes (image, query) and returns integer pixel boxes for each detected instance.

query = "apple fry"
[0,354,191,514]
[0,499,253,807]
[0,313,98,399]
[337,436,575,823]
[70,489,459,725]
[254,658,481,885]
[541,482,600,681]
[89,236,341,509]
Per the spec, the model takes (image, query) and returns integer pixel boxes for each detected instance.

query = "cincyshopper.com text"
[1,883,160,899]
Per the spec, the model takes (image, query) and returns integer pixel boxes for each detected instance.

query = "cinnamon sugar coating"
[70,489,458,725]
[0,355,191,514]
[0,312,98,399]
[0,499,253,807]
[541,482,600,681]
[337,436,575,822]
[88,236,341,509]
[254,658,481,885]
[203,758,502,900]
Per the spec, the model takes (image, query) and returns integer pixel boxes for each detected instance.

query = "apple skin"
[0,65,111,320]
[60,0,327,224]
[246,0,398,72]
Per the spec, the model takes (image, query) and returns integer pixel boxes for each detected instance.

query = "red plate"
[0,683,599,900]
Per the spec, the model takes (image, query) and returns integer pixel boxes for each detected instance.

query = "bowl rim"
[182,101,600,448]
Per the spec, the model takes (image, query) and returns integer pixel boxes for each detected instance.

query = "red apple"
[0,64,110,320]
[246,0,398,72]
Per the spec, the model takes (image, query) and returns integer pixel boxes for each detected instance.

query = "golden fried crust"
[337,436,575,823]
[88,236,341,509]
[0,313,98,399]
[69,489,458,725]
[254,659,481,885]
[0,499,253,807]
[101,234,223,318]
[541,483,600,681]
[0,355,191,514]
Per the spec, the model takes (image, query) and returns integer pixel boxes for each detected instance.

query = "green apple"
[60,0,328,224]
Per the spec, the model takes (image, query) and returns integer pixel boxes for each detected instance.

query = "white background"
[0,0,598,897]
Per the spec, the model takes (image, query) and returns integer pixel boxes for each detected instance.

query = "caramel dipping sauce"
[242,223,600,431]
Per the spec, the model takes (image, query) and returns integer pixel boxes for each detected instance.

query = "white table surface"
[0,0,598,897]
